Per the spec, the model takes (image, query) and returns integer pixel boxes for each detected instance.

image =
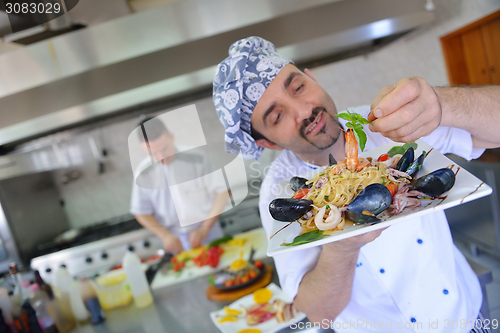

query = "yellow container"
[92,270,133,310]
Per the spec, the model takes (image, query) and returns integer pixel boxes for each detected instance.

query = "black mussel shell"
[345,183,392,224]
[269,198,313,222]
[290,176,312,192]
[410,168,455,198]
[395,147,414,172]
[406,153,425,179]
[329,153,337,166]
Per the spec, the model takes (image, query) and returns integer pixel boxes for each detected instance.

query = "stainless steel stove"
[30,215,162,283]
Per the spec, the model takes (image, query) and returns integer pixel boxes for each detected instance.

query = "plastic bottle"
[80,279,105,325]
[29,284,57,333]
[45,295,75,333]
[122,251,153,308]
[9,263,27,333]
[52,266,75,325]
[0,288,17,333]
[20,282,32,301]
[68,280,89,324]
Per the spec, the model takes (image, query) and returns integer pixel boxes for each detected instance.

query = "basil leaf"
[354,127,367,152]
[403,142,418,151]
[387,142,418,157]
[345,122,354,128]
[336,113,354,121]
[281,230,329,247]
[387,146,405,157]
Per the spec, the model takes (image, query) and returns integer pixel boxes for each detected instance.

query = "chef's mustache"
[300,107,327,137]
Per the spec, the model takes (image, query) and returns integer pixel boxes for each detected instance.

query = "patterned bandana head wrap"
[213,36,293,160]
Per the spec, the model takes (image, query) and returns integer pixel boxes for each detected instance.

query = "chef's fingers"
[382,116,439,143]
[369,77,425,123]
[368,84,397,122]
[370,100,425,135]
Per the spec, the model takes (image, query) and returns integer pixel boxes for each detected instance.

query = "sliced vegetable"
[217,315,238,323]
[377,153,389,162]
[386,183,398,197]
[208,235,233,248]
[253,288,273,304]
[224,306,242,316]
[292,188,310,199]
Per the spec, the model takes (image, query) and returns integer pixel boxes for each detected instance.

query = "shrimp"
[331,128,370,173]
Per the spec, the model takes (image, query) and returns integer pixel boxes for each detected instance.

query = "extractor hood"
[0,0,435,147]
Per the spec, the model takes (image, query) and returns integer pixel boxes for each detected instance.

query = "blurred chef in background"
[130,116,229,253]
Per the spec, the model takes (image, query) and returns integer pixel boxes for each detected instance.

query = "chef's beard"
[299,107,342,150]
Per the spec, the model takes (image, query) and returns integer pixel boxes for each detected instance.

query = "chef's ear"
[304,68,317,82]
[255,139,284,151]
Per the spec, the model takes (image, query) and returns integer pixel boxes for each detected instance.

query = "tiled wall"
[52,0,500,229]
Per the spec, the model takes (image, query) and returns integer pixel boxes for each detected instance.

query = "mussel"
[344,183,392,224]
[395,147,414,172]
[329,153,337,166]
[406,152,425,179]
[269,198,313,222]
[290,176,312,192]
[410,168,455,198]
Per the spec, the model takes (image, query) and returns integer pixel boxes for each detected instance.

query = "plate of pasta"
[266,139,492,257]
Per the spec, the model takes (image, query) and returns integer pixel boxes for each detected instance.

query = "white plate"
[209,283,306,333]
[267,140,492,257]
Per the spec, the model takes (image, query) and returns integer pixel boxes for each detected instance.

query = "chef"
[130,116,229,253]
[212,37,500,332]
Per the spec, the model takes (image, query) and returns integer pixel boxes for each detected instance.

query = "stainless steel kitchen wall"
[1,0,498,232]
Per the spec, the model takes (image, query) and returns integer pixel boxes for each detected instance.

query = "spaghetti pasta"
[297,161,399,231]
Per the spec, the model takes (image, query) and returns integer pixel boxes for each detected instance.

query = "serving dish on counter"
[209,283,306,333]
[267,140,492,257]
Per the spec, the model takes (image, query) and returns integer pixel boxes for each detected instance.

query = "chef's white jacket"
[259,105,485,332]
[130,150,226,249]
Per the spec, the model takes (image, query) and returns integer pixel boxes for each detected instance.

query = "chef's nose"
[293,101,313,124]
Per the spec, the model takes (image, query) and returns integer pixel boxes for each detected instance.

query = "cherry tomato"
[224,279,235,287]
[241,275,250,283]
[292,188,310,199]
[254,260,264,269]
[386,183,398,197]
[378,154,389,162]
[248,269,257,279]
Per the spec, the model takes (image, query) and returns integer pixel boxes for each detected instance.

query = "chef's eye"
[295,84,304,93]
[274,112,282,125]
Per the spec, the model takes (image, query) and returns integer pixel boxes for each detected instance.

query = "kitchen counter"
[71,258,333,333]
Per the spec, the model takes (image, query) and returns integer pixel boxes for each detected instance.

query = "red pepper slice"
[386,183,398,197]
[292,188,310,199]
[378,154,389,162]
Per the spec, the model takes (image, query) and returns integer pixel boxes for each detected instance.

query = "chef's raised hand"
[189,226,210,249]
[367,77,442,143]
[162,232,184,254]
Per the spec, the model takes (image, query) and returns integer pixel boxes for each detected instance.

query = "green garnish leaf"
[326,205,330,209]
[387,142,419,157]
[324,195,329,200]
[336,112,354,121]
[208,275,215,285]
[281,230,329,247]
[336,109,371,152]
[353,128,367,152]
[382,176,386,185]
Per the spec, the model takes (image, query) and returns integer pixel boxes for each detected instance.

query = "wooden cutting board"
[206,265,273,302]
[151,228,269,290]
